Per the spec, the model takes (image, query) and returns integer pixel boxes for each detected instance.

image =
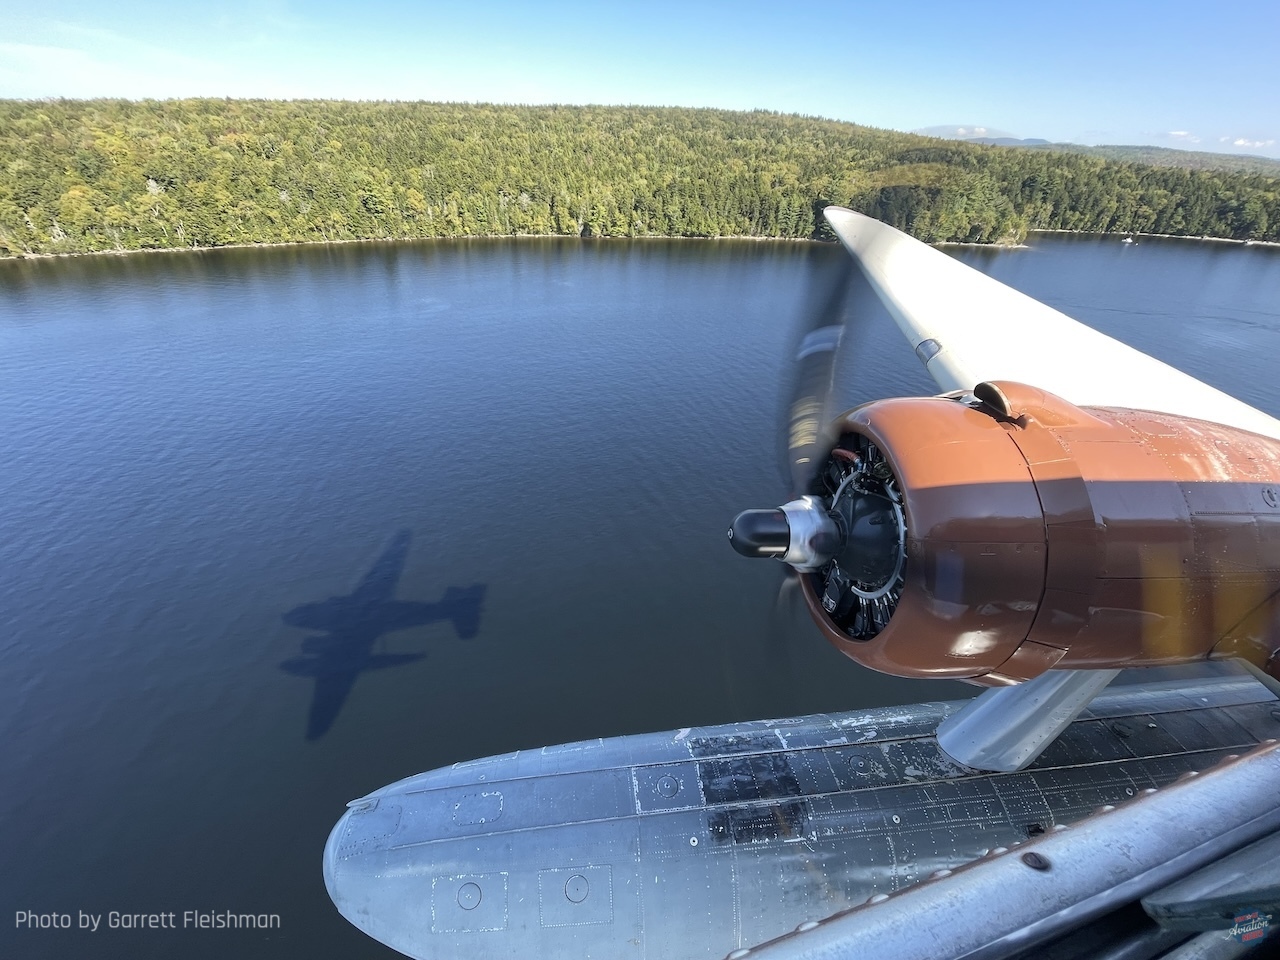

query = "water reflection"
[279,529,487,739]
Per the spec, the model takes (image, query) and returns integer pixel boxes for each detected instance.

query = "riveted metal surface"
[744,742,1280,960]
[451,791,503,826]
[538,866,613,927]
[326,669,1280,960]
[336,801,401,859]
[430,872,508,933]
[633,762,703,814]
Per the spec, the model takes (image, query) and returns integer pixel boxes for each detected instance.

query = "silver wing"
[824,207,1280,441]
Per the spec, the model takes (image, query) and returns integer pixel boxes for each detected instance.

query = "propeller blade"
[767,566,801,709]
[728,243,856,571]
[783,249,855,495]
[774,565,802,624]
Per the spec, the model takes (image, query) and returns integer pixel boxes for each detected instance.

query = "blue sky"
[2,0,1277,157]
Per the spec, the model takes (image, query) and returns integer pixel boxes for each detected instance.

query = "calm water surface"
[1,234,1279,959]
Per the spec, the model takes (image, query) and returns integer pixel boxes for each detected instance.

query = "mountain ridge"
[915,126,1280,176]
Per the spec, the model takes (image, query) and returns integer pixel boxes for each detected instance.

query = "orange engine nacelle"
[802,381,1280,685]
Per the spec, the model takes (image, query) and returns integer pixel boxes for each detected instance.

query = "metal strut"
[936,668,1121,773]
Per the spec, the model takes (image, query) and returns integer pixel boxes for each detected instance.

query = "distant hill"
[1026,143,1280,177]
[915,125,1047,147]
[969,137,1051,147]
[915,126,1280,176]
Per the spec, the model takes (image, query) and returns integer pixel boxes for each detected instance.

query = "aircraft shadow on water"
[279,529,486,739]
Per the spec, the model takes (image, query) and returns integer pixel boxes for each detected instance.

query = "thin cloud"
[0,23,314,99]
[1167,130,1201,143]
[1216,135,1276,149]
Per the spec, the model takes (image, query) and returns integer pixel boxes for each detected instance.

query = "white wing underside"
[824,207,1280,441]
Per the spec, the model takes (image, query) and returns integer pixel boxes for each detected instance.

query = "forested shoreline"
[2,100,1277,258]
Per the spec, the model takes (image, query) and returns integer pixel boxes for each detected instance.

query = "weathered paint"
[325,668,1280,959]
[803,386,1280,682]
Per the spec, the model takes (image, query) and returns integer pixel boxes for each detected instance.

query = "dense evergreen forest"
[1,99,1277,257]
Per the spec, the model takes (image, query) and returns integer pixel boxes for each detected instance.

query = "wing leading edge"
[823,207,1280,441]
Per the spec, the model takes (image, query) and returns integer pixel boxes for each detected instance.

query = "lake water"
[2,234,1279,959]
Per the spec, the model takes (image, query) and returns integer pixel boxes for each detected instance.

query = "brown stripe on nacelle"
[802,383,1280,684]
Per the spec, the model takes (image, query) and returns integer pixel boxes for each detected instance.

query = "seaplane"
[323,208,1280,959]
[279,529,486,739]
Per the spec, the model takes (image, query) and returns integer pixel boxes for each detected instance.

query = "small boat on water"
[1121,235,1136,244]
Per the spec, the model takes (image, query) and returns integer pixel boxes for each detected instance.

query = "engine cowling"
[794,381,1280,685]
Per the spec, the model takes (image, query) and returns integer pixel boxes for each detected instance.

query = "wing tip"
[821,205,857,226]
[822,207,893,247]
